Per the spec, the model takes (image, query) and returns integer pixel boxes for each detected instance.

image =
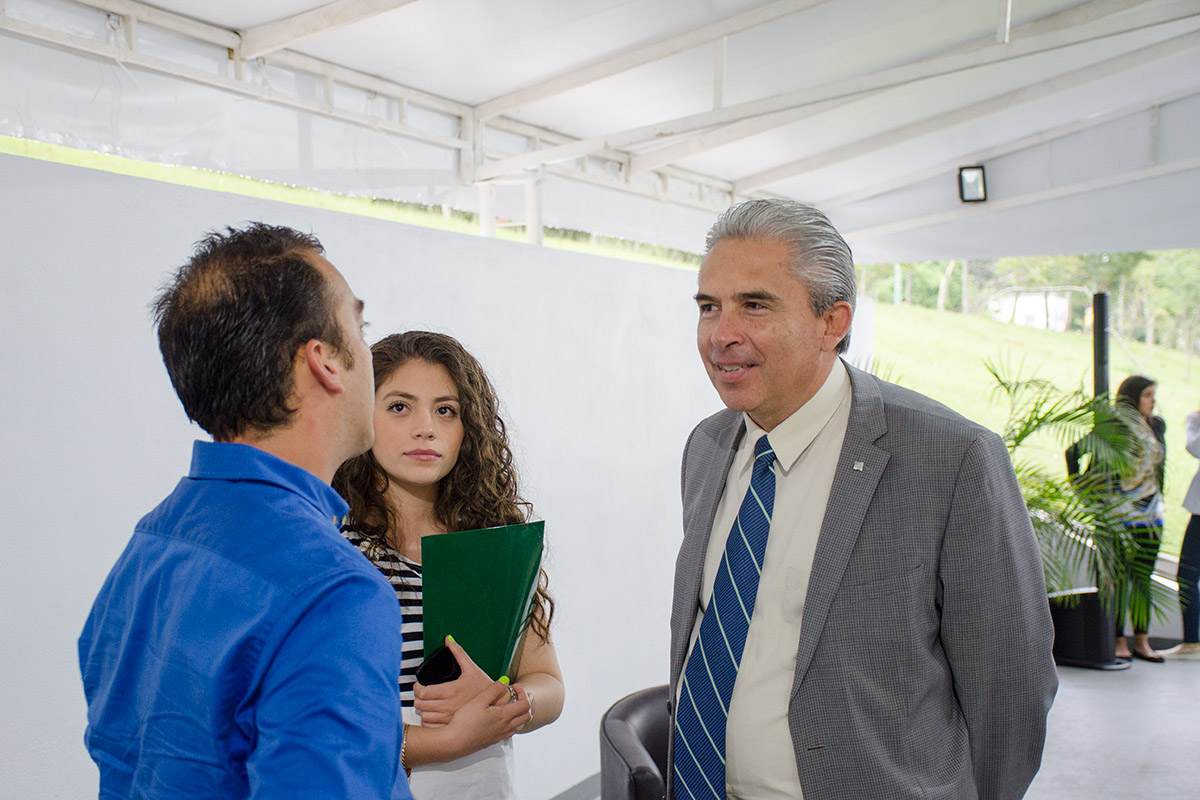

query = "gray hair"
[705,199,856,354]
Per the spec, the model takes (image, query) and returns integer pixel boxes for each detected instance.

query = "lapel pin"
[852,461,864,471]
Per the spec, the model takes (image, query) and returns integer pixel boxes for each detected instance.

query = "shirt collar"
[188,440,350,523]
[742,358,850,474]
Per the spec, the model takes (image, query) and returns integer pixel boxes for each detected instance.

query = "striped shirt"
[343,530,425,706]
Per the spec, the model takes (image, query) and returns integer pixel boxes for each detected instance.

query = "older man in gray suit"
[669,199,1057,800]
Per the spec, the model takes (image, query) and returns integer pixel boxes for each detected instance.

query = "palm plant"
[987,359,1171,625]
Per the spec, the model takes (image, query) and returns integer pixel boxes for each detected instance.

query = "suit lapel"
[696,419,744,559]
[672,413,745,682]
[791,365,889,697]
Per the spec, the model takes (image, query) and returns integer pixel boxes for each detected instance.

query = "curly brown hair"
[333,331,555,641]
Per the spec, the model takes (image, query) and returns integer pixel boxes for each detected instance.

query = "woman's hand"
[414,679,532,763]
[413,636,493,726]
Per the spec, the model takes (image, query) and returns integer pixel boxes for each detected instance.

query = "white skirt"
[403,707,515,800]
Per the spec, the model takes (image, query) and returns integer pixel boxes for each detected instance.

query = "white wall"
[0,152,722,800]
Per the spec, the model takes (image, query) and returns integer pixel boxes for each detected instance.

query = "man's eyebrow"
[693,291,780,303]
[355,299,365,316]
[735,290,780,302]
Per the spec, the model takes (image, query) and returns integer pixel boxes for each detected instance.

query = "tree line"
[859,250,1200,368]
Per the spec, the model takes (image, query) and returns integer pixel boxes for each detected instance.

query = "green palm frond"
[990,360,1171,624]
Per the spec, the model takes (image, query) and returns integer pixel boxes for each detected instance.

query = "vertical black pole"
[1090,291,1123,669]
[1093,292,1109,399]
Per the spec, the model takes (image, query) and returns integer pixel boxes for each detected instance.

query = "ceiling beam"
[63,0,240,47]
[0,0,778,214]
[475,0,1197,182]
[48,0,467,116]
[713,36,727,110]
[732,27,1200,194]
[269,48,469,116]
[627,0,1162,175]
[479,0,1150,130]
[1031,0,1159,30]
[819,85,1200,211]
[473,0,833,121]
[627,93,872,176]
[486,115,768,202]
[997,0,1013,43]
[239,0,418,60]
[0,12,468,151]
[844,155,1200,243]
[626,0,1126,177]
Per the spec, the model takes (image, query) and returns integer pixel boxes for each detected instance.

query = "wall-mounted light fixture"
[958,165,987,203]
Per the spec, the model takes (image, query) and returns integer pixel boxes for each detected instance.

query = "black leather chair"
[599,685,670,800]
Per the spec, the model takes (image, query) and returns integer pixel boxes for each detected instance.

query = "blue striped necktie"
[674,434,776,800]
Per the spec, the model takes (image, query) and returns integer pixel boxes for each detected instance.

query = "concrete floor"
[570,635,1199,800]
[1027,651,1200,800]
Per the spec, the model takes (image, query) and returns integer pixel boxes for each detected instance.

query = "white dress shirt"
[685,358,852,800]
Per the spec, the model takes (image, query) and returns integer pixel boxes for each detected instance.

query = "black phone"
[414,644,462,686]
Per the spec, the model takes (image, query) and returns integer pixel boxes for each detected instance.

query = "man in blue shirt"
[79,224,413,799]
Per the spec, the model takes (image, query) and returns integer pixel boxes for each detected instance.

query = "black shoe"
[1132,649,1164,663]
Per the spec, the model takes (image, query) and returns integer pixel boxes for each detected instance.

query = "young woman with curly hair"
[333,331,562,799]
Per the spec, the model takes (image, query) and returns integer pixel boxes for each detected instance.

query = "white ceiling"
[3,0,1199,261]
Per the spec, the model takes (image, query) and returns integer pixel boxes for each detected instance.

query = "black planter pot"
[1048,587,1130,670]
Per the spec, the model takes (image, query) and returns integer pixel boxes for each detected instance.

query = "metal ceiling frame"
[239,0,418,60]
[474,0,1194,182]
[623,0,1169,176]
[845,154,1200,241]
[0,0,471,150]
[821,83,1200,211]
[3,0,1199,245]
[830,83,1200,243]
[0,0,772,238]
[733,26,1200,194]
[473,0,836,121]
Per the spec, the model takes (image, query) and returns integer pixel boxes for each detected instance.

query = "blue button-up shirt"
[80,441,412,799]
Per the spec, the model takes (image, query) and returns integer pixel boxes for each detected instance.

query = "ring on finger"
[506,685,518,704]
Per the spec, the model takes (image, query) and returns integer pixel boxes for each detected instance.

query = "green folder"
[421,521,544,680]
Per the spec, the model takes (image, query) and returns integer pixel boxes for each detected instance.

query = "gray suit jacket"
[669,363,1057,800]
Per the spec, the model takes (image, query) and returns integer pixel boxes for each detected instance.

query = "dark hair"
[153,223,349,441]
[1116,375,1155,412]
[333,331,555,641]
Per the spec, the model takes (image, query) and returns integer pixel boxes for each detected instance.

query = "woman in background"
[1111,375,1167,663]
[334,331,563,799]
[1163,404,1200,660]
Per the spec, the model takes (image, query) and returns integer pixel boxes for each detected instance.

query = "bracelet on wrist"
[400,723,411,775]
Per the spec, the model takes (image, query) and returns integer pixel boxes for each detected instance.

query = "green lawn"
[870,301,1199,556]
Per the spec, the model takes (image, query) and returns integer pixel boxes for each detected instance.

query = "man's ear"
[303,339,346,395]
[821,301,853,351]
